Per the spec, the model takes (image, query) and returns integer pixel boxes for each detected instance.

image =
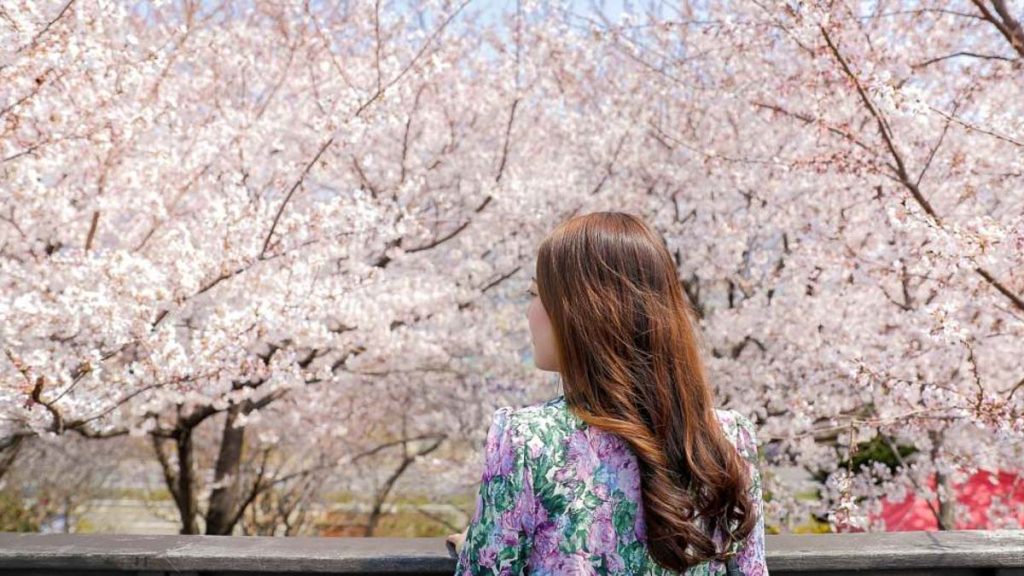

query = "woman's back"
[455,395,767,576]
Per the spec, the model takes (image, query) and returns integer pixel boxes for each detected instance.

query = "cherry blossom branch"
[363,432,447,535]
[975,267,1024,312]
[855,8,986,23]
[822,26,1024,315]
[234,430,448,536]
[880,432,947,529]
[590,132,628,196]
[351,433,448,462]
[495,98,519,185]
[971,0,1024,57]
[751,101,876,155]
[480,265,522,294]
[133,163,213,253]
[911,50,1016,68]
[262,0,473,259]
[374,0,383,94]
[923,102,1024,149]
[915,98,959,188]
[820,26,935,218]
[18,0,76,54]
[401,96,517,255]
[765,407,957,442]
[1004,375,1024,401]
[83,211,99,252]
[0,69,55,121]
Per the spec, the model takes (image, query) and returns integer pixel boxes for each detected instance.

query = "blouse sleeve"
[732,411,769,576]
[455,406,536,575]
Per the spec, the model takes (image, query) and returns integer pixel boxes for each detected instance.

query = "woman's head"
[529,211,756,570]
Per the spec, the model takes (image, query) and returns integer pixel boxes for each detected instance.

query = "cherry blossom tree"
[1,0,550,533]
[2,0,1022,535]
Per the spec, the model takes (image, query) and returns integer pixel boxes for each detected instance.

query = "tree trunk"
[935,467,956,530]
[0,436,24,484]
[206,404,246,535]
[365,456,414,536]
[62,495,73,533]
[929,429,955,530]
[176,427,199,534]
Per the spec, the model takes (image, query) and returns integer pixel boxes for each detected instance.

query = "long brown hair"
[536,211,756,571]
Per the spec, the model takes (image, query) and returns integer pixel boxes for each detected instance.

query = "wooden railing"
[1,530,1023,575]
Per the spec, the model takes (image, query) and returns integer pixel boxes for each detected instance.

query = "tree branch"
[495,98,519,185]
[263,0,473,260]
[971,0,1024,57]
[821,26,1024,314]
[912,50,1016,69]
[18,0,76,53]
[84,211,99,252]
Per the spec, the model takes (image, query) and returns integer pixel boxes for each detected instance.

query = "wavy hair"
[535,211,756,571]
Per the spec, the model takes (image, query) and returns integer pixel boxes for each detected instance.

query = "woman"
[447,211,768,575]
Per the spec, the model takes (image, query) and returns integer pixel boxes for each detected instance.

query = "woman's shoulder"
[493,394,577,443]
[493,399,759,461]
[714,407,759,463]
[501,394,568,419]
[505,398,756,435]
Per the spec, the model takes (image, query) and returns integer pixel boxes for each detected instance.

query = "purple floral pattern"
[455,395,768,575]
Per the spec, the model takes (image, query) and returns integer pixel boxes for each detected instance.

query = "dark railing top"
[1,530,1023,574]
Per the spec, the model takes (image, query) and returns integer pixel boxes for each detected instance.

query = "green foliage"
[101,487,172,502]
[323,490,359,503]
[0,489,38,532]
[797,434,919,528]
[810,434,917,484]
[373,510,452,537]
[790,517,832,534]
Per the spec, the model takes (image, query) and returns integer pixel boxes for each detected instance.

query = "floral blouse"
[455,395,767,575]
